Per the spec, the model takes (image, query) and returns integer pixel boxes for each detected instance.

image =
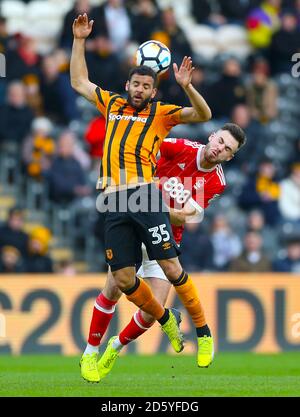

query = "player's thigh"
[137,244,169,280]
[132,209,180,262]
[104,212,142,271]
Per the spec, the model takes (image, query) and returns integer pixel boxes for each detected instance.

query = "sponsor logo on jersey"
[108,114,148,123]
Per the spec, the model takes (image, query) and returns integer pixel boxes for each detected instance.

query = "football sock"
[118,310,154,346]
[124,277,165,321]
[196,324,211,338]
[173,271,207,328]
[84,343,100,355]
[87,292,117,348]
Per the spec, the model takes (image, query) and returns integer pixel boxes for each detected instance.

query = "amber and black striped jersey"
[93,86,183,189]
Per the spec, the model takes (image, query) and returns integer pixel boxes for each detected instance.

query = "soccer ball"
[136,40,171,74]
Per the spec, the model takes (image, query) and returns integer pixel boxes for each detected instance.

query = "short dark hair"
[221,123,247,150]
[128,65,158,87]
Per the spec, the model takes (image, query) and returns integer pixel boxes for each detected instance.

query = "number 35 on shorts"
[148,224,170,245]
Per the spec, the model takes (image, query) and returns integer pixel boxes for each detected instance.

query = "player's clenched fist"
[73,13,94,39]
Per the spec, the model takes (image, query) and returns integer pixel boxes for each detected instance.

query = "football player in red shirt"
[81,123,246,382]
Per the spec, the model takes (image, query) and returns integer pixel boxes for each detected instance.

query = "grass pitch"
[0,353,300,397]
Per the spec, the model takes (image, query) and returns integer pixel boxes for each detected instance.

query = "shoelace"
[198,337,211,354]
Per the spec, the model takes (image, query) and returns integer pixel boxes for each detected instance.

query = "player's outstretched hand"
[73,13,94,39]
[173,56,195,89]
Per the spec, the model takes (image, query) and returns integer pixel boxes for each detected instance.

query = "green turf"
[0,353,300,397]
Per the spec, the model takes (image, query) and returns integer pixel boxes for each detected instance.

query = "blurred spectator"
[229,230,272,272]
[0,81,34,146]
[286,137,300,167]
[6,33,41,82]
[206,57,246,120]
[218,0,262,23]
[210,215,242,271]
[191,0,230,26]
[190,0,213,24]
[246,0,281,50]
[25,226,53,273]
[269,9,300,74]
[39,51,80,125]
[246,58,278,123]
[22,117,55,180]
[84,115,106,165]
[180,222,214,271]
[130,0,161,45]
[238,158,281,225]
[0,16,9,105]
[44,130,91,204]
[230,104,264,168]
[159,65,209,107]
[151,7,193,65]
[91,0,132,56]
[278,162,300,222]
[273,235,300,272]
[55,259,77,276]
[246,209,279,257]
[0,16,9,54]
[0,207,29,258]
[0,246,26,273]
[296,0,300,28]
[59,0,91,50]
[113,41,139,91]
[85,36,121,90]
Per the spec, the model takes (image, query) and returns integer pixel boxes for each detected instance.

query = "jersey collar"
[196,145,217,172]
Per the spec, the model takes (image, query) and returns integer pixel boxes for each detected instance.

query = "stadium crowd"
[0,0,299,274]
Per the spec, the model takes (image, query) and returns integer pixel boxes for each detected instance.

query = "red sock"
[119,310,154,345]
[87,293,117,346]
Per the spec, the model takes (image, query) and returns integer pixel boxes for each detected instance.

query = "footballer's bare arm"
[70,13,97,104]
[174,56,212,123]
[169,201,198,226]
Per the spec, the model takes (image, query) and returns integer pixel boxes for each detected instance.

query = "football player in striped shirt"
[81,124,246,382]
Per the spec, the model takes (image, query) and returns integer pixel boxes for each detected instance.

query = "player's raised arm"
[70,13,97,103]
[174,56,212,123]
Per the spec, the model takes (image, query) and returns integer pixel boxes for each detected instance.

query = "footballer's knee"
[102,268,123,301]
[111,267,136,292]
[157,258,182,282]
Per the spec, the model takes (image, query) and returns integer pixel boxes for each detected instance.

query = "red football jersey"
[156,138,226,244]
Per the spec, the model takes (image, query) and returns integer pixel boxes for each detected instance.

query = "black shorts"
[97,183,180,271]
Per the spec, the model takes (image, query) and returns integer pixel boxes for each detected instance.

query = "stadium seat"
[216,25,252,59]
[27,1,65,19]
[6,18,26,35]
[0,0,26,19]
[185,25,218,60]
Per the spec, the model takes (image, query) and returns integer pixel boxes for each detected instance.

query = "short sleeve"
[93,86,111,116]
[159,103,183,130]
[160,138,185,159]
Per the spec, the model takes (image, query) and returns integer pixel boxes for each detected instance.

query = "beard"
[127,93,152,111]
